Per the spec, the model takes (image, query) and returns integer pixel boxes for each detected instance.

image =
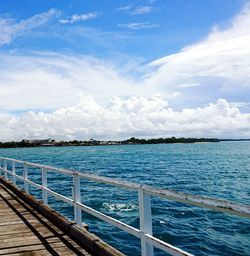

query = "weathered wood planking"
[0,177,124,256]
[0,183,91,256]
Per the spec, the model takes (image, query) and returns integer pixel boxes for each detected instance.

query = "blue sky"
[0,0,243,59]
[0,0,249,140]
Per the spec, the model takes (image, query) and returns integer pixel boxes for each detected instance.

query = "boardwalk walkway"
[0,178,123,256]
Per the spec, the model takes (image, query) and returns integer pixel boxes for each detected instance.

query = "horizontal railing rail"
[0,156,249,256]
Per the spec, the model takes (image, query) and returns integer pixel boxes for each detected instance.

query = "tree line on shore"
[0,137,221,148]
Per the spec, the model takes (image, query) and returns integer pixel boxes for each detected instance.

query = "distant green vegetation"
[0,137,221,148]
[124,137,220,144]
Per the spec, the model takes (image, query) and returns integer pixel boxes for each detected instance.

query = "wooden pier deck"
[0,177,123,256]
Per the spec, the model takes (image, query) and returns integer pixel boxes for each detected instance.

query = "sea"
[0,141,249,256]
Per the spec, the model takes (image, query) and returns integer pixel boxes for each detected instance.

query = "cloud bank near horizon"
[1,96,249,141]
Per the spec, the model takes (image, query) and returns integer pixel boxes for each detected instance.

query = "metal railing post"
[73,173,82,225]
[23,163,29,193]
[139,186,154,256]
[41,167,48,204]
[12,161,16,185]
[4,160,8,179]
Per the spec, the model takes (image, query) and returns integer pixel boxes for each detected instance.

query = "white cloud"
[118,5,133,12]
[229,101,250,112]
[118,22,159,30]
[0,9,59,46]
[118,5,154,15]
[131,6,154,15]
[179,83,200,88]
[72,13,98,22]
[0,96,249,141]
[59,12,98,24]
[146,4,250,102]
[58,19,69,24]
[0,52,145,111]
[0,5,250,139]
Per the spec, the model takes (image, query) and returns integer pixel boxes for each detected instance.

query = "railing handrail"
[0,156,250,256]
[1,156,249,218]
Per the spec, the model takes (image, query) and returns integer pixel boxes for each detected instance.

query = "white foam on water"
[102,202,138,212]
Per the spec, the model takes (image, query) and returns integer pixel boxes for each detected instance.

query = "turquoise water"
[0,141,249,255]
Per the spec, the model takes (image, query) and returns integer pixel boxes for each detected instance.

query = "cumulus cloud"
[59,12,98,24]
[0,96,249,141]
[0,9,59,46]
[118,22,159,30]
[146,4,250,103]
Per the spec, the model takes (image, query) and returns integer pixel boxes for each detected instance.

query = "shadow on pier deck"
[0,177,124,256]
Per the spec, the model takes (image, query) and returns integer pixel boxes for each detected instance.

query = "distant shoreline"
[0,137,249,149]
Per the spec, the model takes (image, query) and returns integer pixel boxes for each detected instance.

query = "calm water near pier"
[0,141,249,255]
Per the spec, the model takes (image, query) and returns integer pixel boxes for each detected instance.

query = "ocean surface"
[0,141,249,256]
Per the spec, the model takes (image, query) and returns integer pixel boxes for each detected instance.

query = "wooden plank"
[0,241,89,255]
[0,223,62,236]
[0,235,88,249]
[0,234,91,255]
[0,213,49,224]
[3,248,52,256]
[0,236,46,249]
[0,222,53,234]
[7,248,90,256]
[0,232,91,254]
[0,230,45,239]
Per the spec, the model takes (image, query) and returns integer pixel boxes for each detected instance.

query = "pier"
[0,177,123,256]
[0,157,250,256]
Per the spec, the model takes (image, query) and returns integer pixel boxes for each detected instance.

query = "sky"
[0,0,250,141]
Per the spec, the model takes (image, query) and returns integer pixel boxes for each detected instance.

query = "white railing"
[0,156,249,256]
